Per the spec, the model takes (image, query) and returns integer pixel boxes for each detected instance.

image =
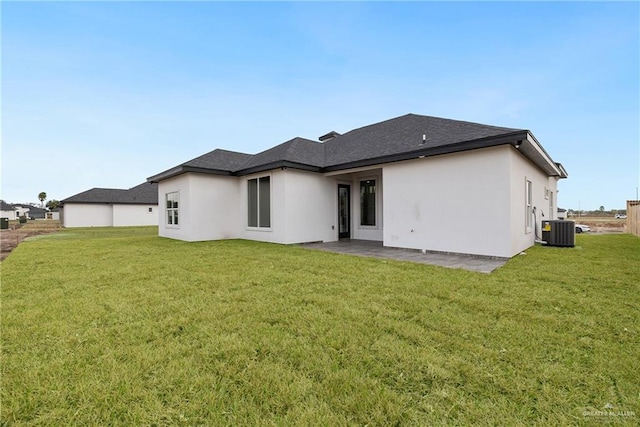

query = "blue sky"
[2,1,638,211]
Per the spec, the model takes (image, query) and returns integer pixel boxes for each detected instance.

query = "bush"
[18,215,27,224]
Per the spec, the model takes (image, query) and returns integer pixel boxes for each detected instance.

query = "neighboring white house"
[557,208,567,220]
[1,201,19,220]
[148,114,568,258]
[60,182,158,227]
[0,201,30,220]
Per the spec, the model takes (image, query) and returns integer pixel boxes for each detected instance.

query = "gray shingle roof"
[1,201,15,210]
[322,114,524,169]
[237,137,324,174]
[147,149,253,182]
[0,202,47,212]
[183,149,253,171]
[148,113,564,181]
[61,182,158,205]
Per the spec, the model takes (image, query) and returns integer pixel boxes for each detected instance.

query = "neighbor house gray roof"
[61,182,158,205]
[0,201,15,210]
[148,113,566,182]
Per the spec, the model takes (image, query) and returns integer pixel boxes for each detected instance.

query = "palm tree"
[46,200,60,210]
[38,192,47,208]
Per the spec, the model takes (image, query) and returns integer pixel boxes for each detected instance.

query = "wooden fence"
[627,200,640,237]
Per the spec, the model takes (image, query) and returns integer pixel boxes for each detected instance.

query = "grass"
[1,227,638,425]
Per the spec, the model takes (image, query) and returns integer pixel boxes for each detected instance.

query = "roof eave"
[556,162,568,179]
[324,131,529,172]
[148,165,233,183]
[236,160,322,176]
[517,133,567,177]
[60,201,157,205]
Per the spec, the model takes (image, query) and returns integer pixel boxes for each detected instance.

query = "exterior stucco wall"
[63,203,158,227]
[383,146,512,258]
[158,174,191,240]
[158,173,241,242]
[509,149,559,255]
[238,169,334,244]
[0,210,18,220]
[154,146,560,256]
[159,169,335,244]
[112,204,158,227]
[16,207,31,218]
[63,204,113,227]
[186,174,240,241]
[3,206,32,220]
[281,169,334,244]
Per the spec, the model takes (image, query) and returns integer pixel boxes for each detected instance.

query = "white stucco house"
[60,182,158,227]
[1,201,20,220]
[0,202,31,220]
[148,114,567,258]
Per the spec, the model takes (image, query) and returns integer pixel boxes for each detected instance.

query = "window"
[525,180,532,232]
[166,192,179,226]
[360,179,376,226]
[148,207,153,213]
[248,176,270,228]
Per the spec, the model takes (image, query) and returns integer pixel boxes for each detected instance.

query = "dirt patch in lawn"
[572,217,627,234]
[0,222,62,261]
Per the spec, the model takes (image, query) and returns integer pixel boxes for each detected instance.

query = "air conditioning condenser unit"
[541,220,575,247]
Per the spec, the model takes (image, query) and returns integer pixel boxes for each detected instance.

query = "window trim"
[166,191,179,228]
[247,175,272,230]
[359,177,377,228]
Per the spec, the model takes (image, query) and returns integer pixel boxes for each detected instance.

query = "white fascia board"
[525,133,564,177]
[323,164,384,177]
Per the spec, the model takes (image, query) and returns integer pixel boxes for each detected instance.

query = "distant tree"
[599,206,605,212]
[38,192,47,208]
[46,200,60,210]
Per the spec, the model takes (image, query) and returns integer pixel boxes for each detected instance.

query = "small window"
[166,192,179,226]
[544,187,549,200]
[247,176,270,228]
[360,179,376,226]
[148,207,153,213]
[525,180,532,232]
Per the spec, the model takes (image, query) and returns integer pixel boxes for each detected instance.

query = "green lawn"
[1,227,638,425]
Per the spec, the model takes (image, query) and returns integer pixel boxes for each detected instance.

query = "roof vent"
[319,131,341,142]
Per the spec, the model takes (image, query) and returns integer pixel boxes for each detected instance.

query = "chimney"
[319,131,341,142]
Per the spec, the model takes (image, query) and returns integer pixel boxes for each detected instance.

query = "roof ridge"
[213,148,252,156]
[333,113,414,137]
[407,113,524,131]
[248,136,319,159]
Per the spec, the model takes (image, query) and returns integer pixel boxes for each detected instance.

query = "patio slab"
[300,240,508,273]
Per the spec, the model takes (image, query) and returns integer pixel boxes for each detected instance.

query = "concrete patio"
[300,239,509,273]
